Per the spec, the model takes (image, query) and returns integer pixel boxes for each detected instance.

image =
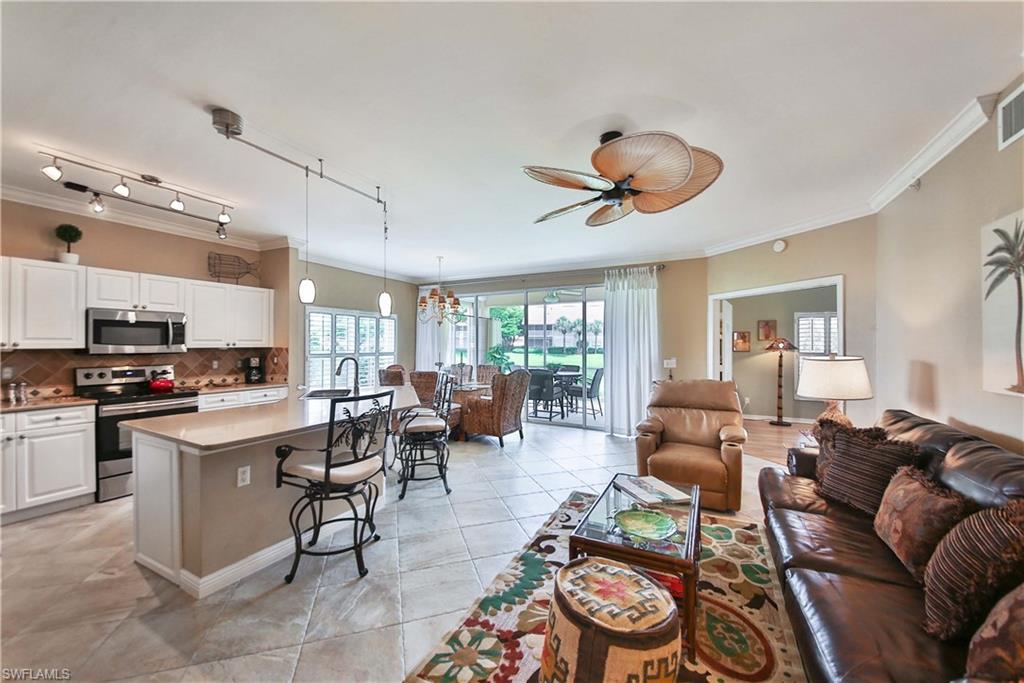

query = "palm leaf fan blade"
[534,196,601,223]
[632,148,724,214]
[586,196,634,227]
[591,132,694,192]
[522,166,614,192]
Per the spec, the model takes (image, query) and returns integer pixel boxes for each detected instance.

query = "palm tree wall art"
[982,214,1024,395]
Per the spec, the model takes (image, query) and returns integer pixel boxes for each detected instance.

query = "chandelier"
[418,256,462,326]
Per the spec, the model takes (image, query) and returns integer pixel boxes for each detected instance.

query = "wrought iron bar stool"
[395,375,455,500]
[275,389,394,582]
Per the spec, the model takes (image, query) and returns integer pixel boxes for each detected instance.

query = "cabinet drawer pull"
[18,435,25,440]
[54,416,62,420]
[12,342,19,347]
[4,436,12,442]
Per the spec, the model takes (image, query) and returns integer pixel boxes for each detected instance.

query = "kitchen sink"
[299,389,355,400]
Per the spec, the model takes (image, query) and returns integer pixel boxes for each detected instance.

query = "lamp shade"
[764,337,797,352]
[797,356,873,400]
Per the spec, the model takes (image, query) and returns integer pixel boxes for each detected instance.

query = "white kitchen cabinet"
[232,286,273,347]
[15,422,95,509]
[186,281,273,348]
[87,267,137,309]
[8,258,86,349]
[0,257,10,350]
[1,432,15,514]
[87,268,186,313]
[185,281,233,347]
[138,274,186,312]
[198,386,289,412]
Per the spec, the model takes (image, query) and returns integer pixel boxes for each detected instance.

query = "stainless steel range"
[75,365,198,501]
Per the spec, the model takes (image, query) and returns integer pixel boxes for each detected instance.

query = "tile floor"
[0,421,779,682]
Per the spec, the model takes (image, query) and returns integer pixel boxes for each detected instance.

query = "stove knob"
[83,372,93,380]
[98,372,108,379]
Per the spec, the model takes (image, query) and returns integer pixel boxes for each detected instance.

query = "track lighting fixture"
[89,193,105,213]
[216,223,228,240]
[41,157,63,181]
[39,151,235,228]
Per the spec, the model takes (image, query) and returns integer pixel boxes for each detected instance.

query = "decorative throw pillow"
[818,432,918,515]
[813,419,888,482]
[924,500,1024,641]
[966,582,1024,681]
[874,466,976,582]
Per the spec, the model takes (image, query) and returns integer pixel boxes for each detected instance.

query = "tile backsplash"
[0,347,289,398]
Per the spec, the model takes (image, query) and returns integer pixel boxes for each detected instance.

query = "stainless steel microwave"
[87,309,187,354]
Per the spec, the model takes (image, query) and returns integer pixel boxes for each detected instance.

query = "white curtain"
[415,317,453,370]
[604,266,660,436]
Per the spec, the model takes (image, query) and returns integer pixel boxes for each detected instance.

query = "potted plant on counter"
[55,224,83,264]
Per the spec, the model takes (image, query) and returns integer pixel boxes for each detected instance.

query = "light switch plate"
[237,465,251,487]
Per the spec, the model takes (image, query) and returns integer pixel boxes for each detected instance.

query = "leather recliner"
[635,379,747,511]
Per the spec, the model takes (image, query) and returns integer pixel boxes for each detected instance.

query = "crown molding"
[303,253,418,284]
[702,203,875,257]
[868,96,992,212]
[2,185,264,250]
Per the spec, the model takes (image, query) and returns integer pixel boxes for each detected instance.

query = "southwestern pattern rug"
[406,491,805,683]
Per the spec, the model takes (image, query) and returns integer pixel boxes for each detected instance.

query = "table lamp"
[663,357,677,380]
[796,354,872,427]
[765,337,798,426]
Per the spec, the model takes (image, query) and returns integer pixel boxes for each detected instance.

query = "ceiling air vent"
[997,82,1024,150]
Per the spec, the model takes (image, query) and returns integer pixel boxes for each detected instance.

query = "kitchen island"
[120,385,419,597]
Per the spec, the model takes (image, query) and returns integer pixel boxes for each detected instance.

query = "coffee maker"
[245,356,265,384]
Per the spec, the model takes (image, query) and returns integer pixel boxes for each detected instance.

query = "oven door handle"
[167,316,173,350]
[99,399,198,417]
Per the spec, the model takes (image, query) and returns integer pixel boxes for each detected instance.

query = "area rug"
[406,491,805,683]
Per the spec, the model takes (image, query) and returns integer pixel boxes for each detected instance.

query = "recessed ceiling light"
[41,157,63,181]
[169,193,185,212]
[112,177,130,197]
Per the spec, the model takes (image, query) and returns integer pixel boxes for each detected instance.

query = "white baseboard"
[177,530,315,599]
[743,414,816,425]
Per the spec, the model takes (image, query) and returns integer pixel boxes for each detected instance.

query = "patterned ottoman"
[540,557,681,682]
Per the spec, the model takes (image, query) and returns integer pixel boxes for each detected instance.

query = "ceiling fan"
[523,130,723,226]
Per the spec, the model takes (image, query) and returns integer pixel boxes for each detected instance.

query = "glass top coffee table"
[569,473,701,662]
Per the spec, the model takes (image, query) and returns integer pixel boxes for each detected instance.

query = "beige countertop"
[121,385,420,452]
[0,396,98,414]
[195,383,289,395]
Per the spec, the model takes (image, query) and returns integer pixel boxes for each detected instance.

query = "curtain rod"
[432,262,666,288]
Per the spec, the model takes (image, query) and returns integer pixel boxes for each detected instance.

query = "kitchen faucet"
[335,356,360,394]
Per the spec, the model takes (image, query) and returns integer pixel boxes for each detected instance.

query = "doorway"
[707,276,844,424]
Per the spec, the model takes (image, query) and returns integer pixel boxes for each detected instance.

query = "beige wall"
[874,81,1024,452]
[729,286,835,420]
[0,200,262,285]
[707,215,878,424]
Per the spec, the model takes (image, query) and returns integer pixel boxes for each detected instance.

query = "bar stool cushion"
[283,455,383,485]
[403,416,448,434]
[541,556,680,682]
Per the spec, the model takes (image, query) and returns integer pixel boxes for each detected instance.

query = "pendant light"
[297,166,317,304]
[376,188,393,317]
[217,206,232,224]
[169,193,185,212]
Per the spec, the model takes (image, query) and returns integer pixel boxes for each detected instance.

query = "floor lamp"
[765,337,798,426]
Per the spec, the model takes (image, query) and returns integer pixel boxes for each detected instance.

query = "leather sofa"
[759,409,1024,682]
[636,379,747,511]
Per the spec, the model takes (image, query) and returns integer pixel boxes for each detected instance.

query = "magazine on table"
[613,475,691,506]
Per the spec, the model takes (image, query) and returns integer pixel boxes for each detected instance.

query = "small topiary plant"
[55,224,83,253]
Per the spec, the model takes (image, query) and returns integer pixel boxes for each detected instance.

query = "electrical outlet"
[1,366,14,381]
[212,360,220,370]
[236,465,251,487]
[236,359,243,369]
